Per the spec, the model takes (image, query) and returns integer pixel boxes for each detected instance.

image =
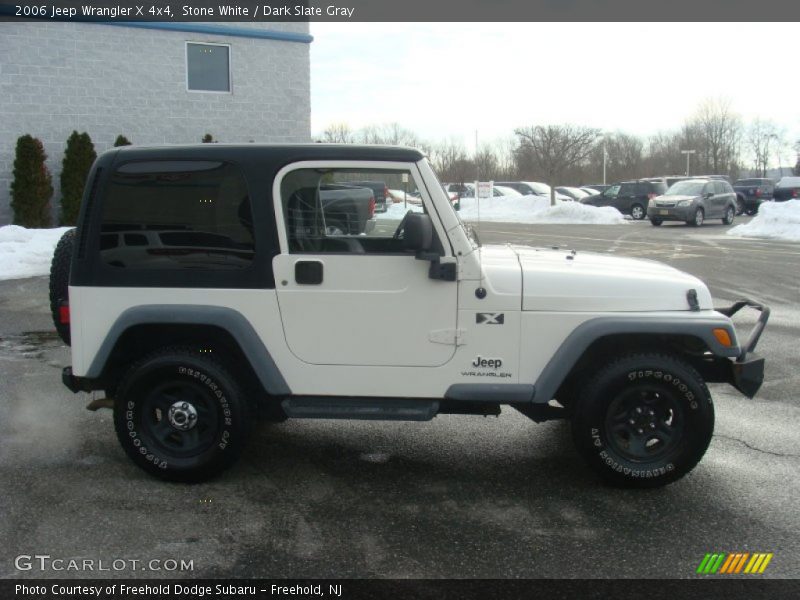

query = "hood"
[501,245,713,312]
[655,194,698,203]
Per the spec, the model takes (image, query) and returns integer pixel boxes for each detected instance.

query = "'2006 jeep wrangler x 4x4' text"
[52,144,769,487]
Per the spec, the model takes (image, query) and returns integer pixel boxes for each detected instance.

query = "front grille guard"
[717,299,770,362]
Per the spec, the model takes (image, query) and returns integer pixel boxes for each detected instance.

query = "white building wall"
[0,21,311,224]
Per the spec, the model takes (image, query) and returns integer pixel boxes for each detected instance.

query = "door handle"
[295,260,323,285]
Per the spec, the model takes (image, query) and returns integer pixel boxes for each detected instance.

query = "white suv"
[51,144,769,487]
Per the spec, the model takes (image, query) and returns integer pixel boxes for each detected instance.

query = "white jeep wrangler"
[52,144,769,487]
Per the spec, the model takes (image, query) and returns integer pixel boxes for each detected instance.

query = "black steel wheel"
[572,353,714,488]
[113,347,254,482]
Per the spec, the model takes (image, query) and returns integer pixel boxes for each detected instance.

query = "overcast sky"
[310,22,798,163]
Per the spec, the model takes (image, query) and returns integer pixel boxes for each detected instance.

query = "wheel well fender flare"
[531,316,738,404]
[86,305,290,396]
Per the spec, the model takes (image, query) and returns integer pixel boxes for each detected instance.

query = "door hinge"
[429,328,466,346]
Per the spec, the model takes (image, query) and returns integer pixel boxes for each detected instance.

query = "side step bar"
[282,397,440,421]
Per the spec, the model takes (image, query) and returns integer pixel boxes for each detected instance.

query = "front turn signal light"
[713,328,732,347]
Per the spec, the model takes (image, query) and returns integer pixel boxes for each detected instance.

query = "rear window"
[100,161,255,270]
[735,179,765,186]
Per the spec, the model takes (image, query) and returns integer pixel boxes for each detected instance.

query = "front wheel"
[630,204,645,220]
[571,353,714,488]
[722,205,735,225]
[687,208,704,227]
[113,347,254,482]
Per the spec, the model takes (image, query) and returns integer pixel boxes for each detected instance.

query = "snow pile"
[457,194,626,224]
[0,225,73,281]
[727,200,800,242]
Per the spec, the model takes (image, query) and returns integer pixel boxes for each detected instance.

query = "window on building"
[186,42,231,92]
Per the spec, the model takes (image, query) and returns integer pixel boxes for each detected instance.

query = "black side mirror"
[402,213,433,252]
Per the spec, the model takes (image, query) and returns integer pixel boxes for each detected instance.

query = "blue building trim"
[0,8,313,43]
[105,21,313,43]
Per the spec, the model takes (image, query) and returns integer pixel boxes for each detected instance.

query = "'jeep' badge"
[476,313,504,324]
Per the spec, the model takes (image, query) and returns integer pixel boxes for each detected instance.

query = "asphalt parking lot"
[1,217,798,580]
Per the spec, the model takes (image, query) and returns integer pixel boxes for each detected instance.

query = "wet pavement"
[0,220,798,579]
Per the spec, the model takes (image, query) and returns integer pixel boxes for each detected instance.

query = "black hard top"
[107,143,425,164]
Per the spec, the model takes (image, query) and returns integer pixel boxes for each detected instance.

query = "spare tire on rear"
[49,228,76,345]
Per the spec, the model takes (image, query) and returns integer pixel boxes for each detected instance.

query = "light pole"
[598,134,607,185]
[681,149,696,177]
[769,133,782,177]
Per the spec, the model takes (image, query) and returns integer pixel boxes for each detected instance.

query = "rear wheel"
[722,205,735,225]
[735,197,745,215]
[113,347,254,482]
[630,204,645,220]
[49,228,76,345]
[650,219,663,227]
[571,353,714,488]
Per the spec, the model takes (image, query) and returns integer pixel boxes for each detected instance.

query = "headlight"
[677,199,692,207]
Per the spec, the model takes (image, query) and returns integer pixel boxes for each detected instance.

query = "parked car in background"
[496,181,572,202]
[346,180,391,212]
[647,178,737,227]
[581,179,667,220]
[732,178,774,215]
[644,176,690,188]
[493,185,523,197]
[583,184,611,194]
[772,176,800,202]
[556,186,591,201]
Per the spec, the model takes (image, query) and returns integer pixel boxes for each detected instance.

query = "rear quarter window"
[100,161,255,270]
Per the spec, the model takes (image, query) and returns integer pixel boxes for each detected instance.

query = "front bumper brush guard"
[717,299,770,398]
[717,299,770,362]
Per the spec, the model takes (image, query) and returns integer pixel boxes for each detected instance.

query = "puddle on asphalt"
[0,330,64,361]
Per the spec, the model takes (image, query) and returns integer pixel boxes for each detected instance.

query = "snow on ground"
[378,195,625,225]
[727,200,800,242]
[456,194,626,224]
[0,226,73,281]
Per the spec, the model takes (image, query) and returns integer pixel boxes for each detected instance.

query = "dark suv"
[733,178,774,215]
[581,180,667,220]
[647,178,738,227]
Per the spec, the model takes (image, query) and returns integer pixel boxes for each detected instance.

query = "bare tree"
[321,123,354,144]
[357,122,421,147]
[746,119,780,177]
[514,124,600,204]
[691,98,742,176]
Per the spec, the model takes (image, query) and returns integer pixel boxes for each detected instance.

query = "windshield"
[734,179,765,186]
[666,181,706,196]
[524,181,550,195]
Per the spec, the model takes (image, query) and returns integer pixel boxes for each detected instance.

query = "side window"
[702,183,713,196]
[714,181,727,194]
[618,183,636,196]
[280,167,428,255]
[100,161,255,270]
[604,184,621,197]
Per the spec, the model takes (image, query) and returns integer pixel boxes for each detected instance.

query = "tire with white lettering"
[113,347,253,482]
[571,353,714,488]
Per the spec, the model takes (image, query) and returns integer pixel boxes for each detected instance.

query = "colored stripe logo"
[696,552,773,574]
